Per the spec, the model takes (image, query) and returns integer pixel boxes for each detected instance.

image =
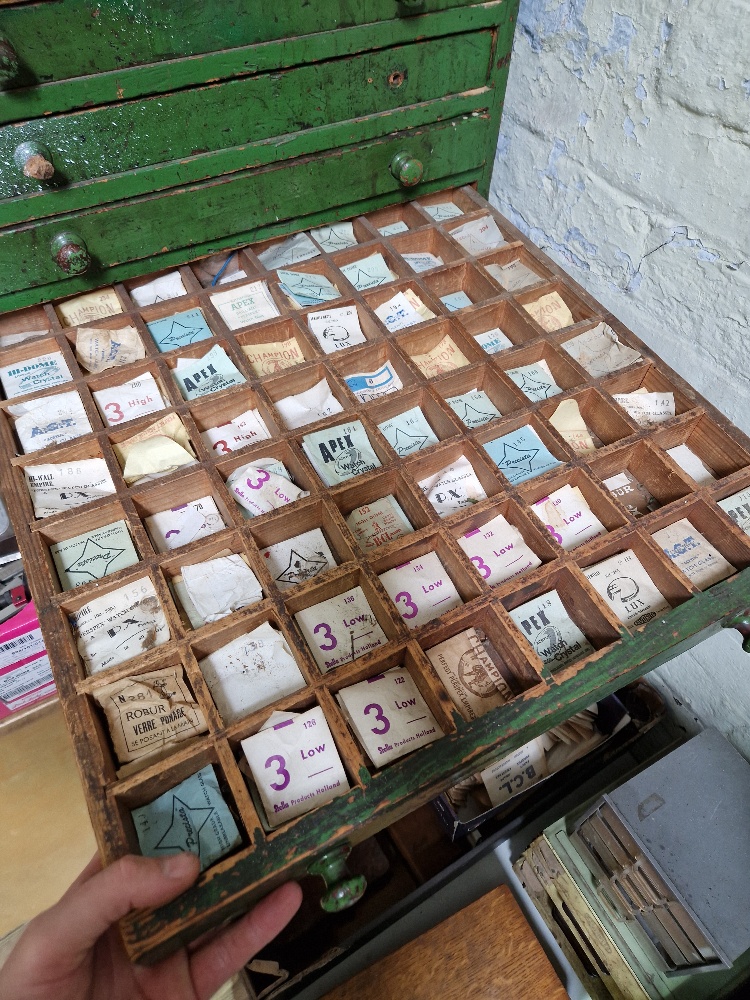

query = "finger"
[32,853,201,965]
[190,882,302,1000]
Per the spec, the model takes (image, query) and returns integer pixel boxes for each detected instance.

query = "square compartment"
[54,287,127,329]
[473,412,572,486]
[601,362,699,422]
[333,468,436,546]
[2,384,98,457]
[260,362,353,431]
[455,299,542,353]
[416,187,488,222]
[215,439,322,512]
[107,412,198,484]
[85,360,177,426]
[162,338,249,403]
[651,413,750,483]
[0,303,53,350]
[302,298,384,355]
[432,363,527,425]
[190,248,258,289]
[647,499,750,585]
[421,262,500,314]
[361,280,444,334]
[366,385,463,457]
[477,245,553,293]
[499,341,586,398]
[519,467,631,548]
[331,340,419,404]
[188,385,281,460]
[0,335,79,401]
[515,282,599,333]
[403,440,505,515]
[235,317,319,377]
[539,387,639,452]
[328,244,408,292]
[587,441,696,517]
[123,266,196,310]
[390,229,464,272]
[131,470,236,547]
[365,202,431,236]
[394,319,485,378]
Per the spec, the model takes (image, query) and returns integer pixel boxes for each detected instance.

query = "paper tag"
[336,667,442,766]
[260,528,337,591]
[449,216,505,254]
[0,626,46,673]
[70,577,170,675]
[530,484,606,550]
[301,420,381,485]
[210,281,281,329]
[172,344,246,400]
[307,305,366,353]
[613,390,675,427]
[457,513,542,586]
[145,496,226,553]
[199,621,306,724]
[241,706,349,828]
[583,549,671,627]
[201,408,271,456]
[130,272,186,308]
[402,252,443,273]
[509,589,594,669]
[602,470,658,518]
[274,378,344,429]
[92,665,208,767]
[717,487,750,536]
[377,406,439,457]
[93,373,167,426]
[548,398,597,454]
[57,288,123,327]
[652,518,735,588]
[379,551,462,628]
[441,291,473,312]
[379,221,410,236]
[277,269,340,308]
[180,554,262,624]
[147,308,214,352]
[0,351,72,399]
[561,322,642,376]
[423,202,463,221]
[474,327,514,355]
[295,586,388,672]
[340,253,396,291]
[483,424,561,484]
[523,292,575,332]
[309,221,358,252]
[418,455,487,517]
[486,259,541,292]
[241,337,305,376]
[226,458,308,518]
[480,737,549,806]
[411,335,470,377]
[51,520,138,589]
[9,390,92,453]
[666,444,715,485]
[75,324,145,374]
[426,627,514,720]
[0,654,53,708]
[445,389,501,428]
[25,459,117,518]
[257,232,319,270]
[345,496,414,551]
[504,359,562,402]
[131,765,241,870]
[345,362,403,403]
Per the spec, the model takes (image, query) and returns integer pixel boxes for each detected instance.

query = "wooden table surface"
[321,883,568,1000]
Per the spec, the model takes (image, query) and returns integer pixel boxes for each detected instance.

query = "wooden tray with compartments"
[1,184,749,963]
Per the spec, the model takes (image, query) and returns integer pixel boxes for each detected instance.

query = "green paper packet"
[51,520,138,589]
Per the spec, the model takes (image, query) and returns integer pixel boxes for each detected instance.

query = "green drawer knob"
[0,36,19,88]
[725,611,750,653]
[397,0,425,11]
[50,232,91,276]
[390,151,424,188]
[15,142,55,182]
[308,846,366,913]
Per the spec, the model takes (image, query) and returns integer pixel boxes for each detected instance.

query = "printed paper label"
[480,738,549,806]
[145,496,225,552]
[652,518,735,589]
[378,551,462,629]
[486,259,540,292]
[9,390,92,453]
[307,305,366,354]
[274,378,344,430]
[718,487,750,536]
[309,221,358,252]
[25,459,117,518]
[345,496,414,551]
[377,406,439,457]
[612,390,675,427]
[277,269,340,308]
[426,627,513,720]
[449,216,505,254]
[423,202,463,222]
[241,337,305,376]
[483,424,561,484]
[504,359,562,402]
[583,549,671,627]
[509,589,594,669]
[418,455,487,517]
[57,288,123,327]
[523,292,574,332]
[147,308,214,351]
[445,389,501,428]
[51,520,138,589]
[294,586,388,672]
[201,408,271,456]
[457,513,542,586]
[345,362,403,403]
[256,232,319,270]
[530,484,606,550]
[172,344,246,400]
[549,398,597,454]
[130,272,186,308]
[226,458,308,518]
[210,280,281,329]
[340,253,396,291]
[666,444,715,485]
[260,528,337,591]
[602,470,658,518]
[301,420,381,486]
[75,324,144,374]
[179,554,262,625]
[474,327,514,355]
[411,335,469,378]
[561,322,642,377]
[0,351,72,399]
[93,373,166,426]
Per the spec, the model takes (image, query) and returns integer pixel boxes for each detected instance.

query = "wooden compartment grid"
[2,185,750,961]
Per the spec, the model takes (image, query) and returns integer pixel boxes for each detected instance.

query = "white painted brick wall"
[490,0,750,754]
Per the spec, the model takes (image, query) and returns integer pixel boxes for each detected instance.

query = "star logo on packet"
[159,320,205,348]
[391,427,429,455]
[155,796,214,856]
[65,538,127,582]
[496,441,539,476]
[276,548,330,585]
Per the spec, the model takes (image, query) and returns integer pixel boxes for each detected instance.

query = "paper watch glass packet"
[302,420,381,486]
[612,389,675,427]
[171,345,246,400]
[583,550,671,627]
[129,271,186,308]
[147,308,214,352]
[294,586,388,672]
[226,457,308,518]
[418,456,487,517]
[200,408,271,456]
[530,484,606,550]
[210,281,281,329]
[441,291,473,312]
[718,486,750,536]
[199,622,305,724]
[57,288,123,328]
[309,221,358,252]
[9,390,92,453]
[474,327,514,355]
[337,667,443,766]
[402,252,443,273]
[665,444,715,485]
[410,335,469,378]
[241,706,349,828]
[426,627,515,721]
[344,362,402,403]
[70,577,170,676]
[378,552,462,629]
[602,470,659,518]
[172,554,263,628]
[378,220,409,236]
[448,216,505,254]
[307,305,366,354]
[114,413,196,485]
[75,324,145,373]
[339,253,396,291]
[132,765,241,871]
[548,398,599,455]
[93,665,208,771]
[504,360,562,402]
[560,322,642,377]
[145,496,226,553]
[241,337,305,376]
[509,589,595,670]
[345,495,414,551]
[93,373,167,426]
[256,232,319,270]
[25,459,117,518]
[483,425,561,485]
[445,389,501,428]
[273,378,344,430]
[260,528,337,591]
[651,518,735,589]
[485,258,541,292]
[522,292,574,332]
[0,350,72,399]
[51,520,139,589]
[423,201,463,221]
[374,290,435,332]
[377,406,439,457]
[457,513,542,586]
[276,269,340,308]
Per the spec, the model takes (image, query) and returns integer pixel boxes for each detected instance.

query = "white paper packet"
[307,305,366,353]
[199,621,305,724]
[377,406,439,457]
[200,408,271,456]
[294,586,388,672]
[93,373,167,426]
[418,456,487,517]
[374,291,430,332]
[344,362,403,403]
[509,589,595,669]
[0,351,72,399]
[226,458,308,518]
[75,325,144,373]
[340,253,395,291]
[474,327,514,355]
[130,272,186,307]
[449,216,505,254]
[25,458,117,518]
[172,344,245,400]
[274,378,344,429]
[480,737,549,806]
[652,518,735,589]
[336,667,442,766]
[402,252,443,273]
[612,390,675,427]
[522,292,575,331]
[485,258,541,291]
[422,202,463,221]
[210,281,281,329]
[666,444,715,484]
[378,221,409,236]
[378,551,462,629]
[345,495,414,551]
[530,484,606,550]
[717,487,750,536]
[504,359,563,402]
[180,554,263,624]
[561,322,642,376]
[9,390,92,453]
[260,528,337,591]
[583,549,671,627]
[457,513,541,586]
[256,232,320,270]
[309,221,358,252]
[445,389,502,428]
[145,496,226,552]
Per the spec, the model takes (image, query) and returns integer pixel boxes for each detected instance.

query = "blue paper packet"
[147,308,214,352]
[377,405,439,457]
[441,290,473,312]
[344,362,402,403]
[483,424,561,484]
[445,389,501,428]
[277,270,340,307]
[131,764,241,871]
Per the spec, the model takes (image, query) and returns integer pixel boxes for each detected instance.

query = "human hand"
[0,852,302,1000]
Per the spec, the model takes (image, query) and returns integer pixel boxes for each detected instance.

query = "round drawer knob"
[308,846,367,913]
[15,142,55,182]
[50,232,91,275]
[0,36,19,89]
[390,151,424,188]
